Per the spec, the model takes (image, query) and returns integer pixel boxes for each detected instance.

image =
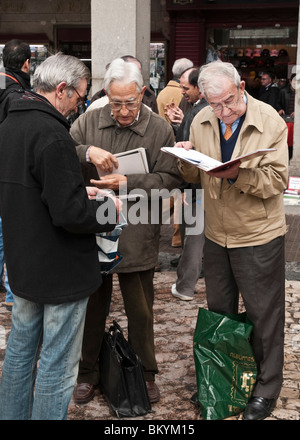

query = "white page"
[97,148,149,177]
[161,147,276,172]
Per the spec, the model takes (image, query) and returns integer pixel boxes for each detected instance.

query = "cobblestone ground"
[0,270,299,421]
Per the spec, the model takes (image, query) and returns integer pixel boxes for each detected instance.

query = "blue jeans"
[0,294,89,420]
[0,217,13,303]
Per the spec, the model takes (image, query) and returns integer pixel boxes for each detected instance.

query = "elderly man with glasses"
[0,53,120,420]
[71,57,183,405]
[176,61,288,420]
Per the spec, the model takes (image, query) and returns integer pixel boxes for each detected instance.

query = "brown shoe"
[73,383,95,404]
[146,381,160,403]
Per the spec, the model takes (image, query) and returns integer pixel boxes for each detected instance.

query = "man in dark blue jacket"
[0,53,120,420]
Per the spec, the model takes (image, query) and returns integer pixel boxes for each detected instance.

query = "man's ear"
[22,59,31,74]
[240,80,246,92]
[56,82,68,99]
[140,85,147,99]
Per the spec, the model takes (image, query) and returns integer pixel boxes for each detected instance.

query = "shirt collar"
[219,93,247,134]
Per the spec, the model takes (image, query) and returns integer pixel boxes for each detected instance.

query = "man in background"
[0,39,32,308]
[157,57,193,121]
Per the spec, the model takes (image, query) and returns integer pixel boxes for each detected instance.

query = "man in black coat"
[258,71,279,110]
[0,53,120,420]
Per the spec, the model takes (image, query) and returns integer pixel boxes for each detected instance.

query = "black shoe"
[190,392,200,407]
[243,397,276,420]
[170,257,181,267]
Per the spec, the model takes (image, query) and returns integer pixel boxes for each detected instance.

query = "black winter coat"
[0,67,31,123]
[0,91,116,304]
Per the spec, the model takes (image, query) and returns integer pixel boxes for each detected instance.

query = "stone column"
[90,0,151,97]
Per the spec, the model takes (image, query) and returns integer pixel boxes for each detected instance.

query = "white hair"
[32,52,90,94]
[172,58,193,78]
[103,58,143,94]
[198,61,241,97]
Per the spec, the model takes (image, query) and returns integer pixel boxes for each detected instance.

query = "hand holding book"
[161,144,276,173]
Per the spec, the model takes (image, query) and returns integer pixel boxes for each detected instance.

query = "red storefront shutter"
[175,22,201,66]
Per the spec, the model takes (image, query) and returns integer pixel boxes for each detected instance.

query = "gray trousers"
[204,236,286,399]
[176,200,204,296]
[176,232,204,296]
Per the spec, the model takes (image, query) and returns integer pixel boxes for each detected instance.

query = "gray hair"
[172,58,193,78]
[32,52,90,94]
[103,58,143,95]
[198,61,241,97]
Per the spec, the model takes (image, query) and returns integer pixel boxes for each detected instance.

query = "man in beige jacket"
[176,61,288,420]
[157,57,193,121]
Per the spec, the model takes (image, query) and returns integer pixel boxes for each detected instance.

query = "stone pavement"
[70,207,300,421]
[0,210,299,422]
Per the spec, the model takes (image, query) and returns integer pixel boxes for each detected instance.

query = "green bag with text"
[193,308,257,420]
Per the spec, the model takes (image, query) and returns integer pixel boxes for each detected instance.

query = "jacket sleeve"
[38,139,117,234]
[232,124,288,199]
[70,112,93,165]
[177,119,202,184]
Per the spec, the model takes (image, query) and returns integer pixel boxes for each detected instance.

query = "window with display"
[206,26,298,82]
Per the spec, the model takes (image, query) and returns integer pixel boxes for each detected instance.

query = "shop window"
[0,44,50,81]
[206,26,298,82]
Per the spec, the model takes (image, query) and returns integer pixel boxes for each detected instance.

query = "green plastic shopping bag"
[193,308,257,420]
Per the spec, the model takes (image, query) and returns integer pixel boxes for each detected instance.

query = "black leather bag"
[99,321,151,418]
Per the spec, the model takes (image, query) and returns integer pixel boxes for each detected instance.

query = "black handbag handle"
[109,320,123,349]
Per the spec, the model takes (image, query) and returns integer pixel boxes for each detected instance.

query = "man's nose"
[120,104,129,115]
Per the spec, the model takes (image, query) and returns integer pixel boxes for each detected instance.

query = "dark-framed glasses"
[71,86,86,107]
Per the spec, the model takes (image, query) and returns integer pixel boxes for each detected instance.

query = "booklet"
[161,147,276,172]
[97,147,149,177]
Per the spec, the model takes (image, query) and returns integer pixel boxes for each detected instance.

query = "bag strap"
[0,72,21,85]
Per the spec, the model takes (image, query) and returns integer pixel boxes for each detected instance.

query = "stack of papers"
[97,147,149,177]
[284,176,300,205]
[161,147,276,172]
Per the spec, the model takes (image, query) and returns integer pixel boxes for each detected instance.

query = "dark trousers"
[78,268,158,385]
[204,236,286,399]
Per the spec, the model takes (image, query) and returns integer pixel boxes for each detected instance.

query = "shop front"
[166,0,299,83]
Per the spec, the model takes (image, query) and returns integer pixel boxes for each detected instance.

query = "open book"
[97,147,149,177]
[161,147,276,172]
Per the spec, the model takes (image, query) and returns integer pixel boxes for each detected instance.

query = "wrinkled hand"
[86,186,104,199]
[88,146,119,173]
[206,160,241,180]
[86,186,123,216]
[90,174,127,192]
[164,103,184,125]
[174,141,193,150]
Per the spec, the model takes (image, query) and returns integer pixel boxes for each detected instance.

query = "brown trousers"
[78,268,158,385]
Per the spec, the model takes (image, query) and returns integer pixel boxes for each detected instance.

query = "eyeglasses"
[71,86,86,107]
[110,98,140,111]
[209,92,240,113]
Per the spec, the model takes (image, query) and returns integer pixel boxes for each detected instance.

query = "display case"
[206,26,298,81]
